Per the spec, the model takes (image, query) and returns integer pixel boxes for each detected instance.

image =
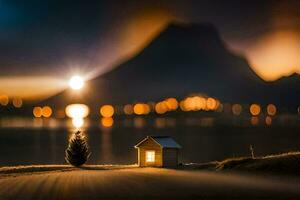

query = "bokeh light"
[42,106,52,118]
[232,104,242,116]
[134,103,144,115]
[133,103,150,115]
[12,97,23,108]
[123,104,134,115]
[206,97,217,110]
[33,107,42,118]
[164,98,178,111]
[155,102,168,114]
[179,100,187,111]
[100,105,114,117]
[250,104,261,116]
[0,95,9,106]
[65,104,89,118]
[101,117,114,127]
[265,116,272,126]
[267,104,277,116]
[72,118,84,128]
[179,95,219,112]
[143,104,151,114]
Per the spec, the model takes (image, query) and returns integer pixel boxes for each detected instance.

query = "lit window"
[146,151,155,162]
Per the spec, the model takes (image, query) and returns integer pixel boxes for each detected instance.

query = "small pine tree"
[65,131,91,167]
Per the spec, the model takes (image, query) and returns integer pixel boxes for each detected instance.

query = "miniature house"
[134,136,181,167]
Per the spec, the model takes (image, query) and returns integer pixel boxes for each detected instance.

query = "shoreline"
[1,151,300,177]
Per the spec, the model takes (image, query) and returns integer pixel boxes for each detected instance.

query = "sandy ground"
[0,167,300,200]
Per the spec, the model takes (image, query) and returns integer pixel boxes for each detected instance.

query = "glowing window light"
[101,117,114,127]
[65,104,89,119]
[100,105,114,117]
[33,107,42,118]
[250,104,261,116]
[0,95,9,106]
[124,104,134,115]
[12,97,23,108]
[69,75,84,90]
[146,151,155,162]
[72,118,84,128]
[267,104,277,116]
[232,104,242,116]
[42,106,52,118]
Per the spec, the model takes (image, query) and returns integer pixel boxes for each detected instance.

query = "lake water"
[1,115,300,166]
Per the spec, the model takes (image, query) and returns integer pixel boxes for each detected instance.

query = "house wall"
[137,138,162,167]
[162,148,178,167]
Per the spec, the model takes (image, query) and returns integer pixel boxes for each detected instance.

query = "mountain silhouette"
[41,22,300,113]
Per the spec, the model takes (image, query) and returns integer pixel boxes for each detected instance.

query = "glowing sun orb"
[69,75,84,90]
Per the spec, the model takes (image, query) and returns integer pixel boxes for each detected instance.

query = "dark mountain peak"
[41,22,299,110]
[275,72,300,83]
[158,21,223,46]
[164,21,219,36]
[285,72,300,79]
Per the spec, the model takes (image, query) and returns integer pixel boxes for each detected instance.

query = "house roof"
[135,136,181,149]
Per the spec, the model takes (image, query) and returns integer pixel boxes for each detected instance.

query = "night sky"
[1,0,300,99]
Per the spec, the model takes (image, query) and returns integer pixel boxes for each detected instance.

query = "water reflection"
[265,116,272,126]
[33,118,43,128]
[134,117,145,128]
[100,128,113,164]
[1,115,300,165]
[101,117,114,128]
[1,114,300,130]
[72,118,84,128]
[154,118,176,129]
[251,116,259,126]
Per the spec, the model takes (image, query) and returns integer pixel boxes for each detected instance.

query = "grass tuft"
[216,151,300,175]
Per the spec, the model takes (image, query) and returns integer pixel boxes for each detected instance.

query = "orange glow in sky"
[2,7,300,100]
[86,9,171,80]
[0,76,66,100]
[244,30,300,81]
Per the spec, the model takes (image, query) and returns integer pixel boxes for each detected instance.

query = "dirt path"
[0,168,300,200]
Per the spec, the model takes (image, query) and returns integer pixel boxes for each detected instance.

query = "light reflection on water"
[1,115,300,129]
[1,115,300,166]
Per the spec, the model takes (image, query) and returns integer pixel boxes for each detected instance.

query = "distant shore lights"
[250,104,261,116]
[65,104,90,128]
[100,105,114,118]
[0,95,9,106]
[33,106,52,118]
